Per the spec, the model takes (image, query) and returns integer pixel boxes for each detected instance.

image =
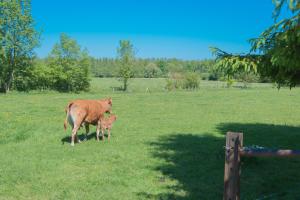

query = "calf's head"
[110,114,117,122]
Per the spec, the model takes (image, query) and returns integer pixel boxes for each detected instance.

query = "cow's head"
[103,97,112,114]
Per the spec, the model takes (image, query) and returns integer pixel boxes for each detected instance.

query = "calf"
[100,114,117,141]
[64,98,112,146]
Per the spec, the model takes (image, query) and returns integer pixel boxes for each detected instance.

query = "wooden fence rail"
[223,132,300,200]
[240,149,300,157]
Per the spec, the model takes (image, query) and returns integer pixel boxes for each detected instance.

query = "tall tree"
[0,0,39,93]
[47,33,90,92]
[117,40,135,91]
[211,0,300,88]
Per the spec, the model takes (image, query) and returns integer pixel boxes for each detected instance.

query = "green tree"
[117,40,135,91]
[166,62,184,73]
[47,33,90,92]
[0,0,39,93]
[211,0,300,88]
[156,59,168,74]
[144,62,162,78]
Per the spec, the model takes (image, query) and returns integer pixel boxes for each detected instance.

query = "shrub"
[144,63,162,78]
[208,73,219,81]
[165,72,199,91]
[48,63,90,92]
[170,72,184,89]
[182,73,200,89]
[201,73,210,80]
[165,78,175,91]
[165,72,184,91]
[226,78,234,88]
[14,62,53,91]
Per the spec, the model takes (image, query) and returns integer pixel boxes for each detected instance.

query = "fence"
[223,132,300,200]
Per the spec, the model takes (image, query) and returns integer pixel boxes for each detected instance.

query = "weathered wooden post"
[224,132,243,200]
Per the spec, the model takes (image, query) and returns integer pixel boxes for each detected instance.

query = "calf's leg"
[107,129,110,141]
[101,128,105,141]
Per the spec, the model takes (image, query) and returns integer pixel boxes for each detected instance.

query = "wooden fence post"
[224,132,243,200]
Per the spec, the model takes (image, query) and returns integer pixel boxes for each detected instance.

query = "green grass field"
[1,78,300,199]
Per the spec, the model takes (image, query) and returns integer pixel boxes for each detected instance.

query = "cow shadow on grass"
[139,123,300,200]
[61,132,98,144]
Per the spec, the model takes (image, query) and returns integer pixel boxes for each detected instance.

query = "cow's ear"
[108,97,112,104]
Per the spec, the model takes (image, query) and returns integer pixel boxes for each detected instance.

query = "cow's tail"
[64,102,73,131]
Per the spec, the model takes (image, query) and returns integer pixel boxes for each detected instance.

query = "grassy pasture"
[0,78,300,199]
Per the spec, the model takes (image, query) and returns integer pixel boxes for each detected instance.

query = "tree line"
[91,57,214,78]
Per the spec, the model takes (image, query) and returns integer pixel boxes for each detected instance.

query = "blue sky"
[32,0,283,60]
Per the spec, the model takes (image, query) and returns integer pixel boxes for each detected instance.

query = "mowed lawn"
[1,78,300,199]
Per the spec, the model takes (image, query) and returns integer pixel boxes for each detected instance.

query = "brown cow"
[100,114,117,141]
[64,98,112,146]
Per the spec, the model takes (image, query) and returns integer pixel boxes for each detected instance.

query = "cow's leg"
[76,134,81,143]
[70,110,84,146]
[71,125,79,146]
[84,123,89,141]
[96,123,101,142]
[98,116,105,141]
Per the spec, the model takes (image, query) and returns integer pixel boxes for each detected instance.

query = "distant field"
[0,78,300,199]
[90,78,274,93]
